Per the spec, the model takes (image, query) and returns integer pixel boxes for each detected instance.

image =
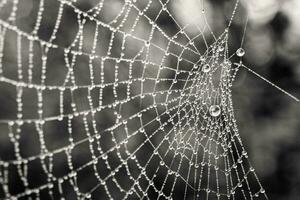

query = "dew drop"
[236,48,245,57]
[209,105,221,117]
[218,45,224,52]
[202,64,210,73]
[145,41,150,47]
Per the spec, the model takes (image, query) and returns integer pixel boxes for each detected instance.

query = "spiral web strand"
[0,0,271,199]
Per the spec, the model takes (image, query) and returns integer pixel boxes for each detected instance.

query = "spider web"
[0,0,270,199]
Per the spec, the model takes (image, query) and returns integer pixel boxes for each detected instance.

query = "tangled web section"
[0,0,273,199]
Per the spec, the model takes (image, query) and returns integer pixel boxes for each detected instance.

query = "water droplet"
[218,45,224,52]
[236,48,245,57]
[209,105,221,117]
[145,41,150,47]
[202,64,210,73]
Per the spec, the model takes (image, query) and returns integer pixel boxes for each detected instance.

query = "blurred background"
[0,0,299,199]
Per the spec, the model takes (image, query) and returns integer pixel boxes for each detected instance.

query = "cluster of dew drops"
[204,47,245,118]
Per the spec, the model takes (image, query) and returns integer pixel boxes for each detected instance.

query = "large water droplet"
[218,45,224,52]
[202,64,210,73]
[236,48,245,57]
[209,105,221,117]
[102,154,108,160]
